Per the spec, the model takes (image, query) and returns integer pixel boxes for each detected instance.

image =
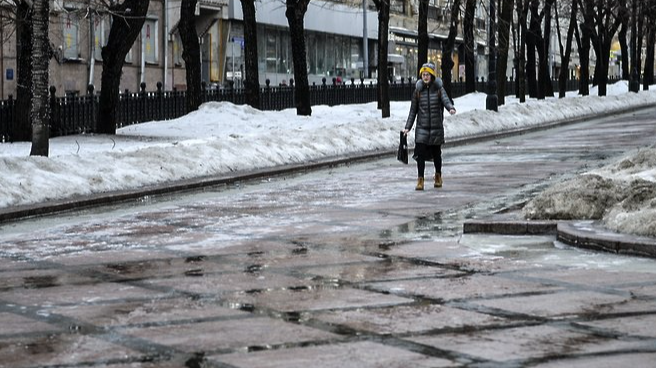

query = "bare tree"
[417,0,429,75]
[643,1,656,89]
[240,0,260,108]
[463,0,476,93]
[13,1,32,142]
[576,0,593,96]
[539,0,554,98]
[579,0,623,96]
[179,0,203,112]
[497,0,514,105]
[554,0,578,98]
[285,0,312,116]
[441,0,462,101]
[29,0,49,157]
[618,2,629,79]
[629,0,642,92]
[97,0,150,134]
[526,0,541,98]
[372,0,390,118]
[514,0,529,102]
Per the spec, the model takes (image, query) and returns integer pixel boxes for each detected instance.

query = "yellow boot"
[434,173,443,188]
[415,177,424,191]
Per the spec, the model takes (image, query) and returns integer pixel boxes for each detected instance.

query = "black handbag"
[397,131,408,164]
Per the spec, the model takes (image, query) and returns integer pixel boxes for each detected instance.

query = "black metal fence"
[0,76,581,142]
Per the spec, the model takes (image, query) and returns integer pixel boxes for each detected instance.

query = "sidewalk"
[1,108,656,367]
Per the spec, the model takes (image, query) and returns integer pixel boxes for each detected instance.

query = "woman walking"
[403,62,456,190]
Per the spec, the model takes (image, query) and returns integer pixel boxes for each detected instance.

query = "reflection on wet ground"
[1,110,656,367]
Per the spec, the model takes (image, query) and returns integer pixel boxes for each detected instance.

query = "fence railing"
[0,76,582,142]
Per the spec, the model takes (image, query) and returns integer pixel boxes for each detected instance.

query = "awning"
[169,16,217,38]
[389,26,417,38]
[388,54,405,64]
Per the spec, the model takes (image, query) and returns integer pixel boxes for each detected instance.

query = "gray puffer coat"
[404,78,454,146]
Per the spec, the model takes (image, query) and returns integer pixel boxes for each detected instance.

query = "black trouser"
[415,143,442,178]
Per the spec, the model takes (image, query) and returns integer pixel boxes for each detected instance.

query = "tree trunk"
[441,0,462,101]
[14,1,32,142]
[373,0,390,118]
[285,0,312,116]
[540,0,554,98]
[635,1,645,91]
[97,0,150,134]
[619,10,629,80]
[180,0,203,112]
[644,8,655,89]
[630,0,639,91]
[516,0,529,102]
[526,0,540,98]
[241,0,260,108]
[463,0,476,93]
[417,0,429,76]
[597,40,612,96]
[577,0,593,96]
[29,0,50,157]
[497,0,514,105]
[557,0,577,98]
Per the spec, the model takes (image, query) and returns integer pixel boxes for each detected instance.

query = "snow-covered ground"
[1,81,655,236]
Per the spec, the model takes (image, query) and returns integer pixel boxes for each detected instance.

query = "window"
[391,0,405,14]
[307,34,317,75]
[62,11,80,60]
[173,33,183,66]
[142,19,158,64]
[93,15,109,61]
[277,32,289,74]
[325,36,335,76]
[257,25,267,72]
[265,31,276,73]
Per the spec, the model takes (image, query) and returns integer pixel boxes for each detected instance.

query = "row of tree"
[4,0,656,157]
[438,0,656,105]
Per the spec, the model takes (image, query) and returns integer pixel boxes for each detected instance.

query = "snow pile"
[523,145,656,237]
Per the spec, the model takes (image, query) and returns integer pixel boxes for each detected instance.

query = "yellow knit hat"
[419,62,436,77]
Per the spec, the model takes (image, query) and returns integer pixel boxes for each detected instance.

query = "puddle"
[459,234,656,273]
[23,275,59,289]
[184,269,204,277]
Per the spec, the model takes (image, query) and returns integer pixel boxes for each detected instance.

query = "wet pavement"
[1,108,656,367]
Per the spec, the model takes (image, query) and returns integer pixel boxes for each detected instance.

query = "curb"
[463,219,558,235]
[557,221,656,258]
[1,102,655,224]
[463,219,656,259]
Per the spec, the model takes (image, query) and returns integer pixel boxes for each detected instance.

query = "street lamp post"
[486,0,498,111]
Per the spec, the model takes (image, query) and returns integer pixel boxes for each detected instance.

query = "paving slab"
[579,314,656,338]
[209,341,457,368]
[531,353,656,368]
[470,290,633,318]
[314,304,506,334]
[367,274,561,302]
[409,324,649,363]
[119,317,343,353]
[49,298,248,327]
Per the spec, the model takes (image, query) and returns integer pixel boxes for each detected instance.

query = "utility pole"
[363,0,369,78]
